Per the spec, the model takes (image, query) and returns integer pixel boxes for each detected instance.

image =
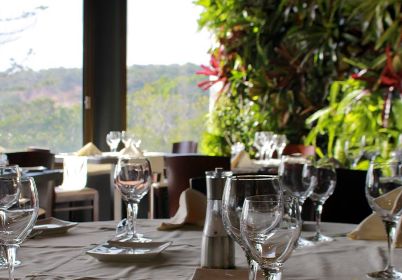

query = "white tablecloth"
[2,219,402,279]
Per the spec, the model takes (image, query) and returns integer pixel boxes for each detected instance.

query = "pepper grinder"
[201,167,235,268]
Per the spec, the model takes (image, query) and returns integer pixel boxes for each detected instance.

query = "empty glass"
[222,175,281,280]
[240,195,301,280]
[0,176,39,280]
[305,160,337,242]
[274,134,287,159]
[106,131,121,152]
[365,161,402,279]
[278,154,314,248]
[114,155,152,242]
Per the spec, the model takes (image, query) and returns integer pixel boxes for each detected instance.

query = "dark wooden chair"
[164,154,230,217]
[283,144,315,157]
[172,141,198,154]
[7,150,57,219]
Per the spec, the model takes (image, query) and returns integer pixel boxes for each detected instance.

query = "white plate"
[21,166,47,173]
[32,217,78,236]
[86,241,172,262]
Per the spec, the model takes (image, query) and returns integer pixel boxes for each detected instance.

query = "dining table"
[3,218,402,279]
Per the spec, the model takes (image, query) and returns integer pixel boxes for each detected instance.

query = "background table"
[2,219,402,279]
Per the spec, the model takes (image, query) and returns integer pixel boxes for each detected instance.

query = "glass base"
[367,267,402,279]
[295,236,315,249]
[0,258,21,270]
[307,233,334,243]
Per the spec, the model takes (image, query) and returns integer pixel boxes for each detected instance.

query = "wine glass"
[0,176,39,280]
[274,134,287,159]
[106,131,121,152]
[365,160,402,279]
[222,175,281,280]
[304,160,337,242]
[254,131,273,160]
[121,131,133,148]
[114,155,152,242]
[0,165,22,269]
[240,194,301,280]
[278,154,315,248]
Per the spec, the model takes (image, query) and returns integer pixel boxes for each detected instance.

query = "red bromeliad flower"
[196,47,228,94]
[380,47,402,93]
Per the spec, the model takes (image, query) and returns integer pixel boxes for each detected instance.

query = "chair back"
[283,144,315,157]
[6,150,55,169]
[164,154,230,217]
[172,141,198,154]
[6,150,56,218]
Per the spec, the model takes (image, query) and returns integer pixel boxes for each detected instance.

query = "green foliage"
[195,0,402,157]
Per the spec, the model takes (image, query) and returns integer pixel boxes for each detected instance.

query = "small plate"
[21,166,47,173]
[86,241,172,262]
[32,217,78,236]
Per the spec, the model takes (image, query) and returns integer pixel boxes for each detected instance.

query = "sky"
[0,0,212,71]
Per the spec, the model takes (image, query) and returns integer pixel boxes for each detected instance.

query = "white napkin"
[231,150,253,169]
[347,187,402,247]
[119,143,143,157]
[158,188,206,231]
[75,142,102,156]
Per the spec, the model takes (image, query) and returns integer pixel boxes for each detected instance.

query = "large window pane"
[127,0,211,152]
[0,0,83,153]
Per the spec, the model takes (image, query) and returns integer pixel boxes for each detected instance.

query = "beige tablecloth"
[2,219,402,279]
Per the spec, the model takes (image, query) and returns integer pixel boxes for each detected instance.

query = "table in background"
[4,219,402,279]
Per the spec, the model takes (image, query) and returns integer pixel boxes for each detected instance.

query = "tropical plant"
[195,0,402,158]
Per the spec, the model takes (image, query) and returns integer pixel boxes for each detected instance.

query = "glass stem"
[127,201,139,237]
[248,258,258,280]
[384,220,397,272]
[314,202,323,237]
[5,245,18,280]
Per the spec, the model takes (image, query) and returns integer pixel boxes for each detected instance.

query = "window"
[0,0,83,153]
[126,0,212,152]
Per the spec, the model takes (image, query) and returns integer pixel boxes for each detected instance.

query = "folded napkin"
[119,143,143,157]
[158,188,206,231]
[231,150,253,169]
[75,142,102,156]
[347,187,402,247]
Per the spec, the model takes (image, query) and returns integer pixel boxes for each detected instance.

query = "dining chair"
[164,154,230,217]
[7,150,57,219]
[282,144,316,157]
[54,155,99,221]
[172,141,198,154]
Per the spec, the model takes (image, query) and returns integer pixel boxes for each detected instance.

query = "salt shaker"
[201,168,235,268]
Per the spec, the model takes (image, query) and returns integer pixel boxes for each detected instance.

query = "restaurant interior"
[0,0,402,279]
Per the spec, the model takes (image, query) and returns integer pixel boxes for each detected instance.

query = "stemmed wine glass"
[365,160,402,279]
[278,154,315,248]
[0,176,39,280]
[121,131,133,148]
[0,165,22,270]
[240,194,301,280]
[304,160,337,242]
[274,134,287,159]
[114,155,152,243]
[106,131,121,152]
[222,175,282,280]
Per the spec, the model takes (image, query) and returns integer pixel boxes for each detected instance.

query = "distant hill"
[0,63,210,153]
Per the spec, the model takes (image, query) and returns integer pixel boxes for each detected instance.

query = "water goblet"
[114,155,152,242]
[222,175,282,280]
[0,165,22,269]
[0,176,39,280]
[274,134,287,159]
[278,154,315,248]
[106,131,122,152]
[304,160,337,242]
[240,195,301,280]
[254,131,273,160]
[365,161,402,279]
[121,131,133,148]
